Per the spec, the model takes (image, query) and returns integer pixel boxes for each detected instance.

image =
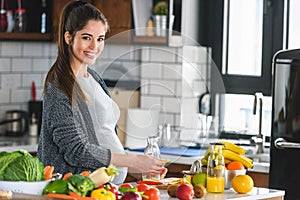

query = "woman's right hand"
[133,154,165,174]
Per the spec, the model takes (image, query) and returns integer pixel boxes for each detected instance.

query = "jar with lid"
[142,135,161,181]
[14,9,27,32]
[206,143,225,193]
[0,9,7,32]
[6,10,14,32]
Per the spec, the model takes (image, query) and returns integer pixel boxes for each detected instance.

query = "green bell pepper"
[43,179,69,195]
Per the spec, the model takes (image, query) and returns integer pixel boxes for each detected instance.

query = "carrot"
[44,165,54,180]
[80,171,91,177]
[62,172,73,181]
[46,193,76,200]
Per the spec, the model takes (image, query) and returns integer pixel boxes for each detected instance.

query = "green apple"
[192,172,207,187]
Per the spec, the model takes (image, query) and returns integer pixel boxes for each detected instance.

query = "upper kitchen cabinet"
[52,0,131,44]
[93,0,132,44]
[0,0,53,41]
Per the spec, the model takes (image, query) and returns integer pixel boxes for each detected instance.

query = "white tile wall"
[0,41,211,138]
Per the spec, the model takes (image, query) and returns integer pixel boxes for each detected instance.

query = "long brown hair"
[43,0,109,104]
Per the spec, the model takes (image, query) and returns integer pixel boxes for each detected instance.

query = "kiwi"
[193,184,207,198]
[167,183,180,197]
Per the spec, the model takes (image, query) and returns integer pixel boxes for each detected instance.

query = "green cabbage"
[0,150,45,181]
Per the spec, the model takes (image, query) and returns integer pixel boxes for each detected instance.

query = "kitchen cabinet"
[0,0,131,42]
[52,0,131,43]
[247,171,269,188]
[0,0,52,41]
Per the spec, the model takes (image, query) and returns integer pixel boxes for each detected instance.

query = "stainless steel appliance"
[0,110,28,136]
[269,48,300,200]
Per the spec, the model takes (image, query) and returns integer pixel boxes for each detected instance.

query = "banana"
[218,140,247,155]
[222,149,253,169]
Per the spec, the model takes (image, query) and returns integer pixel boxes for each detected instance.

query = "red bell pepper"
[98,182,119,199]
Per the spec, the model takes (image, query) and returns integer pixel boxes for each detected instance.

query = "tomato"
[136,183,150,192]
[142,188,160,200]
[119,183,134,189]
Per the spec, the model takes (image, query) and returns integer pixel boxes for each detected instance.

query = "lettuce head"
[0,150,45,181]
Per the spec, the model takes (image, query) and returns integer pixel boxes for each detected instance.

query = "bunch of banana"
[201,141,253,169]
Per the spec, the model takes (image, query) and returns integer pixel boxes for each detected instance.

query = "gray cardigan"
[37,68,114,175]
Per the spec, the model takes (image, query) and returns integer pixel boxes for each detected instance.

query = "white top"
[77,74,127,184]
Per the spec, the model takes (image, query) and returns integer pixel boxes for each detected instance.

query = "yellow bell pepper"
[91,188,116,200]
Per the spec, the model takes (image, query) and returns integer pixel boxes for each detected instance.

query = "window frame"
[198,0,284,96]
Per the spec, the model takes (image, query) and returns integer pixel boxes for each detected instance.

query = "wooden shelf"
[0,32,52,41]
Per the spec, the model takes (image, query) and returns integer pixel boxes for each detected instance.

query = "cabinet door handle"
[274,138,300,149]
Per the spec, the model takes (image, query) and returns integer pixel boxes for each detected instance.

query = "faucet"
[252,92,264,154]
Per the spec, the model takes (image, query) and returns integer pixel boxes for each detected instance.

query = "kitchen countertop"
[9,187,284,200]
[0,135,270,174]
[160,187,284,200]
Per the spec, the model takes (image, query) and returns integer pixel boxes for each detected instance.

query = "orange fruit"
[232,175,254,194]
[227,161,245,170]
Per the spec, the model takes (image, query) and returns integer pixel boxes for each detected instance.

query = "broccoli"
[67,174,96,197]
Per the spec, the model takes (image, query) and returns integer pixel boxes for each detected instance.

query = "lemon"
[191,172,207,187]
[232,175,254,194]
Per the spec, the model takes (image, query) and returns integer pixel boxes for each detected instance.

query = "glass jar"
[0,9,7,32]
[6,10,14,32]
[142,135,161,181]
[14,9,27,32]
[206,143,225,193]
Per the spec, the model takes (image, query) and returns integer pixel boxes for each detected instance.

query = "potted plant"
[152,1,168,37]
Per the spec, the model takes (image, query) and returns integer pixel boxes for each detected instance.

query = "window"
[286,0,300,49]
[222,0,263,76]
[198,0,285,137]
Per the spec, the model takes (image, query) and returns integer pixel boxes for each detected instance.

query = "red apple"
[176,183,194,200]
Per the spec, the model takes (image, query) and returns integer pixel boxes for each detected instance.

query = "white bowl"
[0,180,51,195]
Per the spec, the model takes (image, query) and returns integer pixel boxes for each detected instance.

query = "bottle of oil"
[206,143,225,193]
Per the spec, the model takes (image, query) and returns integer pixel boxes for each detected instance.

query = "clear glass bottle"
[142,135,161,181]
[6,10,14,32]
[206,143,225,193]
[14,9,27,32]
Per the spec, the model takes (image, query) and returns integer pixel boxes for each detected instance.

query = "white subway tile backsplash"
[0,89,10,103]
[141,47,150,61]
[109,45,133,60]
[0,58,11,72]
[141,63,162,79]
[23,42,44,57]
[0,41,211,131]
[49,43,58,57]
[149,80,176,96]
[1,74,21,89]
[149,47,177,62]
[1,42,22,57]
[22,74,42,87]
[162,96,181,113]
[162,64,182,80]
[32,58,51,72]
[140,79,150,95]
[11,89,31,103]
[140,95,161,110]
[12,58,31,72]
